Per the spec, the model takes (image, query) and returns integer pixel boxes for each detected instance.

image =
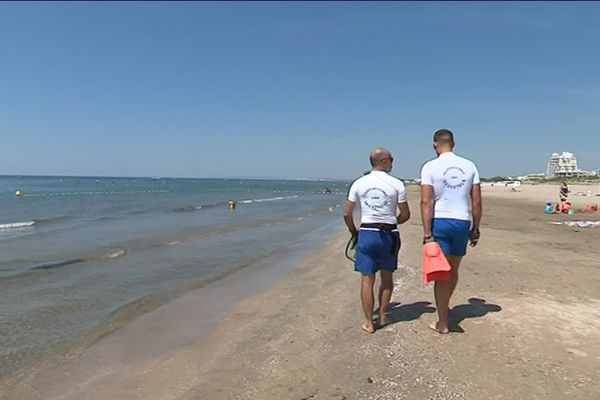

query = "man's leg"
[378,270,394,326]
[431,255,464,333]
[431,279,450,334]
[447,256,463,300]
[360,274,376,333]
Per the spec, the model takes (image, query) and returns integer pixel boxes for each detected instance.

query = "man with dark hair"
[344,147,411,334]
[559,181,569,205]
[420,129,482,334]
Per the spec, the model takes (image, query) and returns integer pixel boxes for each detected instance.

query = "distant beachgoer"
[343,147,411,334]
[420,129,482,334]
[552,202,562,214]
[560,181,569,203]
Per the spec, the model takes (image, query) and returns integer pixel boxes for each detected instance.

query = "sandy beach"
[4,183,600,400]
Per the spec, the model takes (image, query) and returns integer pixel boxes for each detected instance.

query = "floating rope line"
[22,190,170,197]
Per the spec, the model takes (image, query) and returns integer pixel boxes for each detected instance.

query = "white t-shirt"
[420,152,480,221]
[347,171,407,224]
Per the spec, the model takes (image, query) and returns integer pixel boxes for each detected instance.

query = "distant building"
[517,173,545,181]
[545,152,581,178]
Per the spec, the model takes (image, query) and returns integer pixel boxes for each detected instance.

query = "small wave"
[168,241,180,246]
[93,216,117,222]
[253,195,297,203]
[0,221,35,230]
[108,249,127,259]
[31,259,84,271]
[174,195,298,212]
[174,203,217,212]
[174,206,196,212]
[33,215,74,225]
[128,210,147,215]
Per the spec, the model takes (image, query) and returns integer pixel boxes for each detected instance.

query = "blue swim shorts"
[354,228,401,275]
[432,218,471,257]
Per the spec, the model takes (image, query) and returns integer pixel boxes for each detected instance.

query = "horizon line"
[0,173,350,182]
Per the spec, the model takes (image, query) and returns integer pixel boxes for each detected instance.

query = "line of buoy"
[17,190,170,198]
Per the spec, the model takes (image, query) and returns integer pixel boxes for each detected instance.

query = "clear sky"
[1,2,599,180]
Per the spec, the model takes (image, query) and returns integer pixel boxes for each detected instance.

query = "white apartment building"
[545,152,581,178]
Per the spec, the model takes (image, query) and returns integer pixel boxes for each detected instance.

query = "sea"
[0,175,348,383]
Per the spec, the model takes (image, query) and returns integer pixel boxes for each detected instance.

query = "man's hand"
[469,228,480,247]
[350,232,358,249]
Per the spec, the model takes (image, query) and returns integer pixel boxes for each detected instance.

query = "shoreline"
[4,184,600,399]
[1,217,344,398]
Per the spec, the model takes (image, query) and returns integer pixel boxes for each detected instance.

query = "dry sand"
[4,183,600,400]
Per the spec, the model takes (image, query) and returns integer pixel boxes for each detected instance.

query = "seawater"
[0,176,348,382]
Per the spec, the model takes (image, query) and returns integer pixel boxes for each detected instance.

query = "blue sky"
[1,2,599,180]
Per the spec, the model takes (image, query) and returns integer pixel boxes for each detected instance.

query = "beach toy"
[568,209,574,216]
[422,242,451,283]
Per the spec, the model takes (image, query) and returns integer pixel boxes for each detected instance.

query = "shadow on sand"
[378,301,436,327]
[448,297,502,333]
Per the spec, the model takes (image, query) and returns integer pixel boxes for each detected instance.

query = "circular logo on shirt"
[442,166,466,189]
[363,187,390,211]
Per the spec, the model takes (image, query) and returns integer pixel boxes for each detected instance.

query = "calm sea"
[0,175,348,382]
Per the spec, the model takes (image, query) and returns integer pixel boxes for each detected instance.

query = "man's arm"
[396,202,410,224]
[343,200,358,237]
[420,184,434,241]
[469,183,482,245]
[470,183,482,230]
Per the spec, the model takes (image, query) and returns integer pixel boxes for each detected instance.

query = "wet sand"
[4,183,600,400]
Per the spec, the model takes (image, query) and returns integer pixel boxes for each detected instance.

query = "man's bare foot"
[361,323,375,334]
[428,322,449,334]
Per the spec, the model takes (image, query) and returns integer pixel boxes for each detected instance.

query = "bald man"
[344,148,411,334]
